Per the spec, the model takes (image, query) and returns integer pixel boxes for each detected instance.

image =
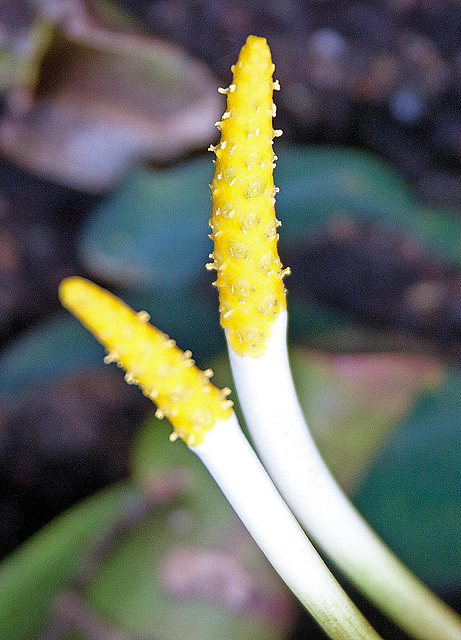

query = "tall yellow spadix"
[59,277,232,445]
[208,35,289,358]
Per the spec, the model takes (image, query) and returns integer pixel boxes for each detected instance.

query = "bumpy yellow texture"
[208,35,289,358]
[59,277,232,446]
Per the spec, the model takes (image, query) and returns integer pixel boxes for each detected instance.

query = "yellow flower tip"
[59,277,232,446]
[58,276,85,309]
[209,36,289,358]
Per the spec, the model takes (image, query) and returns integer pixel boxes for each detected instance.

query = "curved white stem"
[228,310,461,640]
[193,413,382,640]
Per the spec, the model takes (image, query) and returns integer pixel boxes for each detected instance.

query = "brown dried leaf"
[0,0,223,191]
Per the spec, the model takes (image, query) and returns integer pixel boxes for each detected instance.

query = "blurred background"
[0,1,460,638]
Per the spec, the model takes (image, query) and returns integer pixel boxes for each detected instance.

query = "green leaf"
[355,368,461,591]
[85,420,294,640]
[289,348,443,493]
[209,347,459,592]
[415,206,461,267]
[81,146,461,299]
[0,420,294,640]
[81,159,213,292]
[0,484,134,640]
[275,144,415,240]
[0,313,104,401]
[276,146,461,266]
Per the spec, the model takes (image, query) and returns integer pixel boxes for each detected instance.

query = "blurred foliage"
[92,420,293,640]
[209,349,461,592]
[283,349,443,493]
[356,367,461,592]
[274,146,461,266]
[82,159,213,292]
[0,422,293,640]
[81,145,461,294]
[0,314,105,401]
[0,346,458,638]
[0,483,134,640]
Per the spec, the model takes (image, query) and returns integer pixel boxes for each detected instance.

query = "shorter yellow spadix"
[59,277,232,445]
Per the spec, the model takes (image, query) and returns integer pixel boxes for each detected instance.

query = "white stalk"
[193,412,383,640]
[228,310,461,640]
